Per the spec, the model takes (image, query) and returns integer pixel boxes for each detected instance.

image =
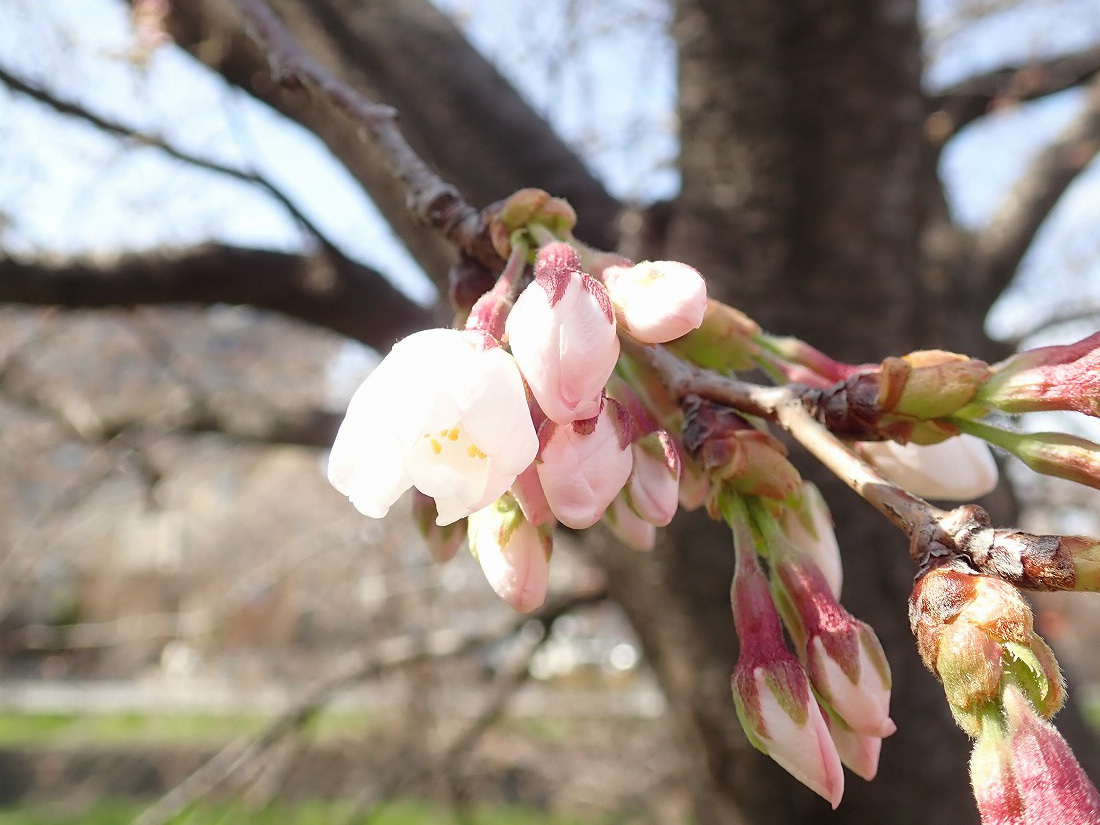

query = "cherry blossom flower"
[327,329,538,525]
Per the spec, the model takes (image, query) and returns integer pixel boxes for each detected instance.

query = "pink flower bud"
[970,717,1024,825]
[511,463,555,527]
[625,430,681,526]
[327,329,538,525]
[411,490,466,563]
[1002,684,1100,822]
[731,542,844,808]
[604,494,656,551]
[677,453,711,511]
[979,331,1100,418]
[970,685,1100,825]
[536,397,634,529]
[858,434,998,501]
[505,243,620,424]
[827,717,884,782]
[602,260,707,343]
[776,559,894,738]
[468,494,552,613]
[779,483,843,598]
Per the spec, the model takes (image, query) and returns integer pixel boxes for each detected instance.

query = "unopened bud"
[775,558,894,738]
[536,397,634,529]
[909,567,1063,736]
[682,396,801,500]
[777,483,843,598]
[412,490,466,563]
[967,423,1100,492]
[826,714,884,782]
[603,494,656,551]
[625,430,681,526]
[729,520,844,808]
[468,494,552,613]
[667,299,762,372]
[978,331,1100,418]
[878,350,991,420]
[858,435,998,501]
[489,188,577,258]
[603,260,707,344]
[1000,684,1100,821]
[1061,534,1100,591]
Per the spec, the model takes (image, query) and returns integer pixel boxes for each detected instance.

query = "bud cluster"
[909,565,1064,737]
[327,193,711,610]
[724,492,893,808]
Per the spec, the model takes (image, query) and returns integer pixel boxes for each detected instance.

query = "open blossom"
[602,260,707,343]
[468,494,552,613]
[505,243,619,424]
[327,329,538,526]
[859,434,998,501]
[537,397,634,529]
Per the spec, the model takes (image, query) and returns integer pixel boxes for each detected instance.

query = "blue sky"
[1,0,1098,342]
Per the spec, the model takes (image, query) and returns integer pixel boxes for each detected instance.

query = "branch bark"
[931,44,1100,138]
[0,244,437,350]
[0,61,333,249]
[969,76,1100,306]
[151,0,621,285]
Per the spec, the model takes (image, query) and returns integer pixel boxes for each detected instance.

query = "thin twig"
[0,62,336,250]
[233,0,499,268]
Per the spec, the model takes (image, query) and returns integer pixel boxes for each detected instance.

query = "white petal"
[859,434,998,500]
[452,344,538,474]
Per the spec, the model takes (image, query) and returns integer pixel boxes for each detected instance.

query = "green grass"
[0,800,604,825]
[0,710,387,748]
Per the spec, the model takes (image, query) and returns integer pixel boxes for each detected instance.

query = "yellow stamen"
[430,439,442,455]
[447,429,460,441]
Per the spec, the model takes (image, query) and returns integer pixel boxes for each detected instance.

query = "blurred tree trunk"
[585,2,1099,824]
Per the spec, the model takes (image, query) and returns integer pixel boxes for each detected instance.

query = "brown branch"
[151,0,621,284]
[0,61,334,249]
[231,0,500,273]
[637,340,1088,590]
[134,587,607,825]
[930,44,1100,137]
[970,76,1100,305]
[0,244,437,350]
